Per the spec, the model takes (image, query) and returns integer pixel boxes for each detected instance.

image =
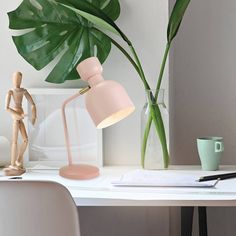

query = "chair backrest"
[0,181,81,236]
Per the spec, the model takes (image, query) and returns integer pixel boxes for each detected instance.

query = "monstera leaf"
[8,0,120,83]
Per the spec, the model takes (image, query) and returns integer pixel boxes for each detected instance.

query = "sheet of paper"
[112,169,218,188]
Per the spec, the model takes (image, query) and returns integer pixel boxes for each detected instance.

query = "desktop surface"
[2,165,236,207]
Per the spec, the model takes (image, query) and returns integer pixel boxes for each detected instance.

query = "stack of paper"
[112,169,218,188]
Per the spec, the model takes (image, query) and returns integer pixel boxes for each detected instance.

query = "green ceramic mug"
[197,137,224,171]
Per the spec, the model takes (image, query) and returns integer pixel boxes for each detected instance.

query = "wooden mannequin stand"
[4,72,36,176]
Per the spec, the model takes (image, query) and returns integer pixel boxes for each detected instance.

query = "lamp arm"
[62,86,90,165]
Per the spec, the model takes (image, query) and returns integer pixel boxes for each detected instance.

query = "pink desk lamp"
[60,57,135,180]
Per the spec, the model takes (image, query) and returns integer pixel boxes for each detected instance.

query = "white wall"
[1,1,171,236]
[1,0,168,166]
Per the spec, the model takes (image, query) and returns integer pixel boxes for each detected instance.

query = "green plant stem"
[107,33,169,169]
[109,37,142,78]
[109,36,150,91]
[127,44,169,169]
[128,45,150,90]
[155,43,170,98]
[141,43,170,168]
[127,45,169,169]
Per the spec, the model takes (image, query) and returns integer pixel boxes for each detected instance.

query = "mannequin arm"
[24,90,37,125]
[5,90,23,119]
[5,91,12,110]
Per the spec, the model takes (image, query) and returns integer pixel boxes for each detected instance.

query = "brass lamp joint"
[79,86,90,95]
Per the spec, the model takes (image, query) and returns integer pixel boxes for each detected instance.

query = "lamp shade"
[77,57,135,128]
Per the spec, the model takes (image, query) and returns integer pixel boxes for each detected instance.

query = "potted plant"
[8,0,191,168]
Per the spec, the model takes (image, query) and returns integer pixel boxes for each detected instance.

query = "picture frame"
[23,88,103,169]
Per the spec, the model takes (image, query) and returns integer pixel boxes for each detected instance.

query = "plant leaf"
[46,28,111,83]
[55,0,130,44]
[167,0,191,44]
[8,0,120,83]
[84,0,120,21]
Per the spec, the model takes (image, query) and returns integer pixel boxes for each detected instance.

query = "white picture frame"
[23,88,103,169]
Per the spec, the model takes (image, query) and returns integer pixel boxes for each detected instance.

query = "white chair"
[0,181,81,236]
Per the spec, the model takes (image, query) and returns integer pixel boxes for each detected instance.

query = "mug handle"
[215,141,224,152]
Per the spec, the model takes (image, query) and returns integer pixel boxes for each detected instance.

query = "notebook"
[112,169,219,188]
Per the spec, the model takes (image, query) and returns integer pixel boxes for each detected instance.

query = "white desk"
[15,165,236,207]
[4,165,236,236]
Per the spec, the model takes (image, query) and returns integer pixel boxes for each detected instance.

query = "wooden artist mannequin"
[4,72,36,176]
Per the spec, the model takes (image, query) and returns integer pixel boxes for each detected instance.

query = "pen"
[9,177,22,180]
[199,172,236,182]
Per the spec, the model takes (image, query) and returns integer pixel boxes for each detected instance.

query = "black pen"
[199,172,236,182]
[9,176,22,180]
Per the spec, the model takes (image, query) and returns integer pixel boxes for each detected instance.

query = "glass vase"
[141,89,169,169]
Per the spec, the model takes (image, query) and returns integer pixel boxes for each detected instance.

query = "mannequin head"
[12,72,22,88]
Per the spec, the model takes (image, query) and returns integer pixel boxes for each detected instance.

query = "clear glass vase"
[141,89,169,169]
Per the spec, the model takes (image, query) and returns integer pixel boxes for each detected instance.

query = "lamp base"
[59,164,99,180]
